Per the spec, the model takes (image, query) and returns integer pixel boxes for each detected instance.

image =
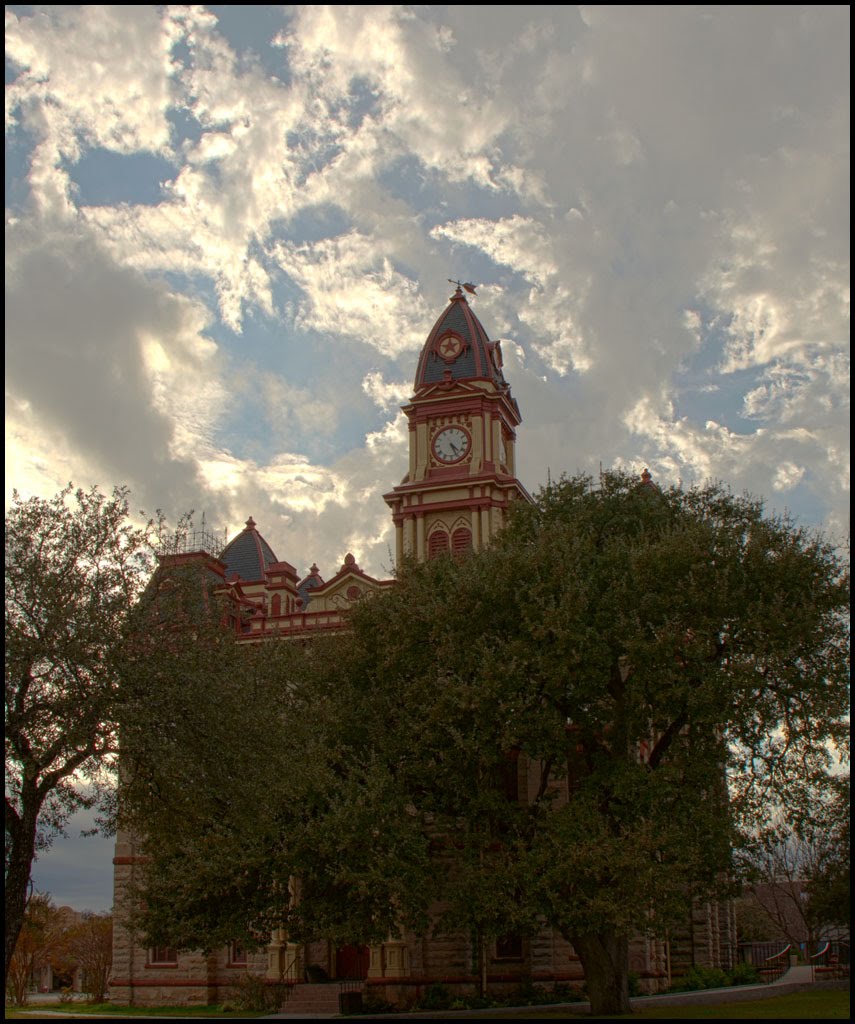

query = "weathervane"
[448,279,478,296]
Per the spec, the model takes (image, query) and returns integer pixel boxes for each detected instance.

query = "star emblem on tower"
[436,332,463,361]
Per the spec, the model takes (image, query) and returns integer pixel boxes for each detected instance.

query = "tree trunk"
[4,795,39,985]
[570,931,632,1016]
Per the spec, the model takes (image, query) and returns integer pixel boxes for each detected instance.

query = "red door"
[335,944,370,979]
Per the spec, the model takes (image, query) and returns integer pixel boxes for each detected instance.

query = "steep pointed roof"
[221,516,278,582]
[414,286,507,391]
[297,563,324,609]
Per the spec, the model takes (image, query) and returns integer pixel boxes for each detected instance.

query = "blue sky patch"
[69,149,176,208]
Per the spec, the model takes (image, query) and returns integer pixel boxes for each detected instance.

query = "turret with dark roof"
[413,285,508,391]
[221,516,279,582]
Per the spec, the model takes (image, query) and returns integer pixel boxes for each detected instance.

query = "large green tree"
[4,486,156,983]
[119,474,849,1015]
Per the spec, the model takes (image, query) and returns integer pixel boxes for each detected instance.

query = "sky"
[6,6,850,911]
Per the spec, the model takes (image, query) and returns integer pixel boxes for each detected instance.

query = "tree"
[803,774,850,935]
[5,486,156,983]
[62,912,113,1002]
[737,775,849,952]
[738,835,821,950]
[116,473,849,1016]
[736,776,849,951]
[5,892,63,1006]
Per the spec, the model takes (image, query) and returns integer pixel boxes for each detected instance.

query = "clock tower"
[384,285,531,563]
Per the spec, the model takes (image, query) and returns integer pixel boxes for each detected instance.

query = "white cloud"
[6,6,174,155]
[362,372,412,411]
[772,462,806,492]
[272,233,429,356]
[6,4,849,567]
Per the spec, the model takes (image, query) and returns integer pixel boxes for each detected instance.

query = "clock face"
[433,426,470,464]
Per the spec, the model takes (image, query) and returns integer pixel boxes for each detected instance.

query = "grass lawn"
[5,989,850,1020]
[484,989,850,1019]
[4,1004,266,1019]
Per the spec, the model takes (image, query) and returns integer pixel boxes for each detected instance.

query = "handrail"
[279,954,301,1003]
[761,943,793,984]
[809,940,850,981]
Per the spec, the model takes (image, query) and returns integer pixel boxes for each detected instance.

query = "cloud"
[6,4,849,555]
[5,218,212,513]
[6,6,174,155]
[272,233,430,357]
[362,371,412,411]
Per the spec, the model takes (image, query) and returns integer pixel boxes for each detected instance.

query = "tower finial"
[447,278,478,298]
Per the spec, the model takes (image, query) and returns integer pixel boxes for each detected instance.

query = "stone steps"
[280,982,344,1016]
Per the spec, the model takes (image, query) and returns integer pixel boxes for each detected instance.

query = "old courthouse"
[109,286,736,1007]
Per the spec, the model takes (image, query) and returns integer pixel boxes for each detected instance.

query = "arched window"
[428,530,450,559]
[451,527,472,556]
[271,594,281,616]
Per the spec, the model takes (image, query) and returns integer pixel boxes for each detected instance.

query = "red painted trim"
[112,978,206,987]
[404,389,522,427]
[113,977,292,989]
[365,969,583,987]
[385,477,529,504]
[388,493,522,519]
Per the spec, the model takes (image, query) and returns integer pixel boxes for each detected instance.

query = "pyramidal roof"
[413,286,508,391]
[221,516,278,581]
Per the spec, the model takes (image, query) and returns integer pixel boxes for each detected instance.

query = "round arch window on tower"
[451,527,472,556]
[428,529,450,559]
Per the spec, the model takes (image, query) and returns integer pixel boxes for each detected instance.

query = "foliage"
[5,486,157,981]
[117,473,849,1017]
[669,966,729,992]
[5,892,63,1005]
[416,982,453,1010]
[4,893,113,1005]
[62,913,113,1002]
[803,775,850,933]
[736,774,850,947]
[355,993,397,1014]
[669,962,761,992]
[221,974,290,1013]
[116,578,322,952]
[727,961,761,986]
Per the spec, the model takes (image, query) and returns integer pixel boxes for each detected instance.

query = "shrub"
[728,961,761,986]
[669,966,729,992]
[552,982,584,1003]
[417,983,453,1010]
[225,973,291,1012]
[354,994,396,1015]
